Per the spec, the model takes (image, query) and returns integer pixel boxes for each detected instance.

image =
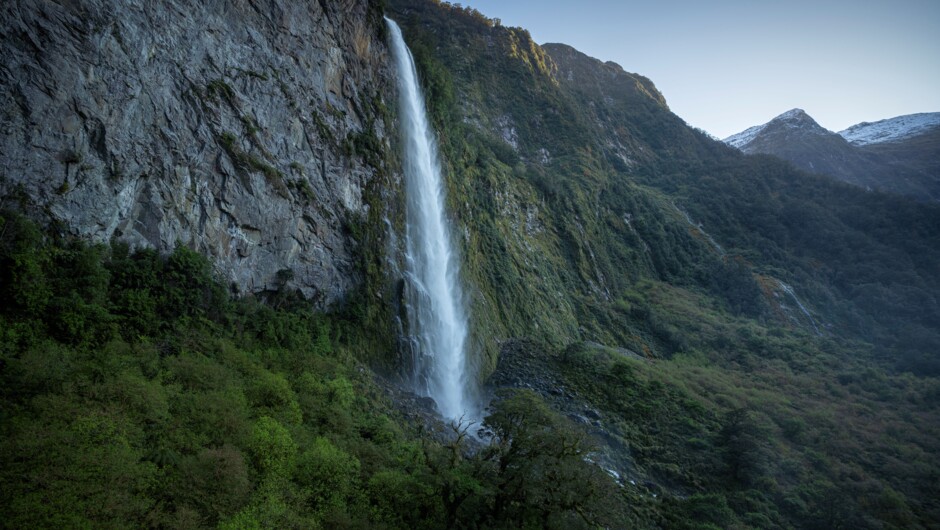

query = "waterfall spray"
[386,18,473,420]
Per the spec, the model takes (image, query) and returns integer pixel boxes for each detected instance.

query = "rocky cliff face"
[1,0,395,304]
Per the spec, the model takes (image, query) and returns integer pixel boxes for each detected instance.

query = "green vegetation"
[3,209,936,528]
[342,125,385,169]
[2,0,938,528]
[532,282,940,528]
[217,131,287,195]
[387,0,940,527]
[0,212,624,529]
[391,0,940,375]
[310,110,335,143]
[206,79,237,107]
[291,177,316,202]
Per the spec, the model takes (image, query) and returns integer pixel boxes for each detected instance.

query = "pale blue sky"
[463,0,940,138]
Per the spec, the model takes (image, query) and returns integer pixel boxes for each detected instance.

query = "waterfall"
[779,281,821,336]
[386,18,473,421]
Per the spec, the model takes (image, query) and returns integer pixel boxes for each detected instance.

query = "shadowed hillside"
[1,0,938,527]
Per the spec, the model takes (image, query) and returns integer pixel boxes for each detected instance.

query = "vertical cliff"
[1,0,395,305]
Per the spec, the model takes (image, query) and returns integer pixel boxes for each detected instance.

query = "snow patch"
[724,123,766,150]
[838,112,940,146]
[777,108,808,120]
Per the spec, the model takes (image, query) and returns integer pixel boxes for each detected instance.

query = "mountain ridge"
[1,0,938,527]
[839,112,940,146]
[724,108,940,200]
[724,108,830,149]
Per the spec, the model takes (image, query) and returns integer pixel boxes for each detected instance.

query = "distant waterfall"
[386,18,472,420]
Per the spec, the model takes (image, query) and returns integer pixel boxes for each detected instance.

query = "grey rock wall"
[1,0,395,305]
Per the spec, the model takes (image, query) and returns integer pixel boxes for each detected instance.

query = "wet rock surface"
[1,0,395,305]
[486,338,668,494]
[372,372,486,455]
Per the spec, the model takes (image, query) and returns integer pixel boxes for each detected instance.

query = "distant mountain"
[3,0,940,528]
[724,108,830,149]
[724,110,940,201]
[839,113,940,146]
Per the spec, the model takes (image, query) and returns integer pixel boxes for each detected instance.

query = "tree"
[479,389,615,529]
[719,408,770,486]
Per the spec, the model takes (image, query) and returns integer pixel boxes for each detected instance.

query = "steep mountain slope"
[539,48,940,373]
[0,0,396,304]
[391,0,940,371]
[845,115,940,200]
[390,0,940,526]
[2,0,939,528]
[725,109,940,200]
[724,109,886,188]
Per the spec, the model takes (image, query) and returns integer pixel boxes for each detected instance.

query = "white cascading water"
[386,18,472,420]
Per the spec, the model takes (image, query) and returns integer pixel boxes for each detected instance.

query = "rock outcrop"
[1,0,395,304]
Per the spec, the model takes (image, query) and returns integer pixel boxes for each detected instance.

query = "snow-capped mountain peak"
[723,109,827,150]
[720,109,939,201]
[777,108,810,121]
[838,112,940,146]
